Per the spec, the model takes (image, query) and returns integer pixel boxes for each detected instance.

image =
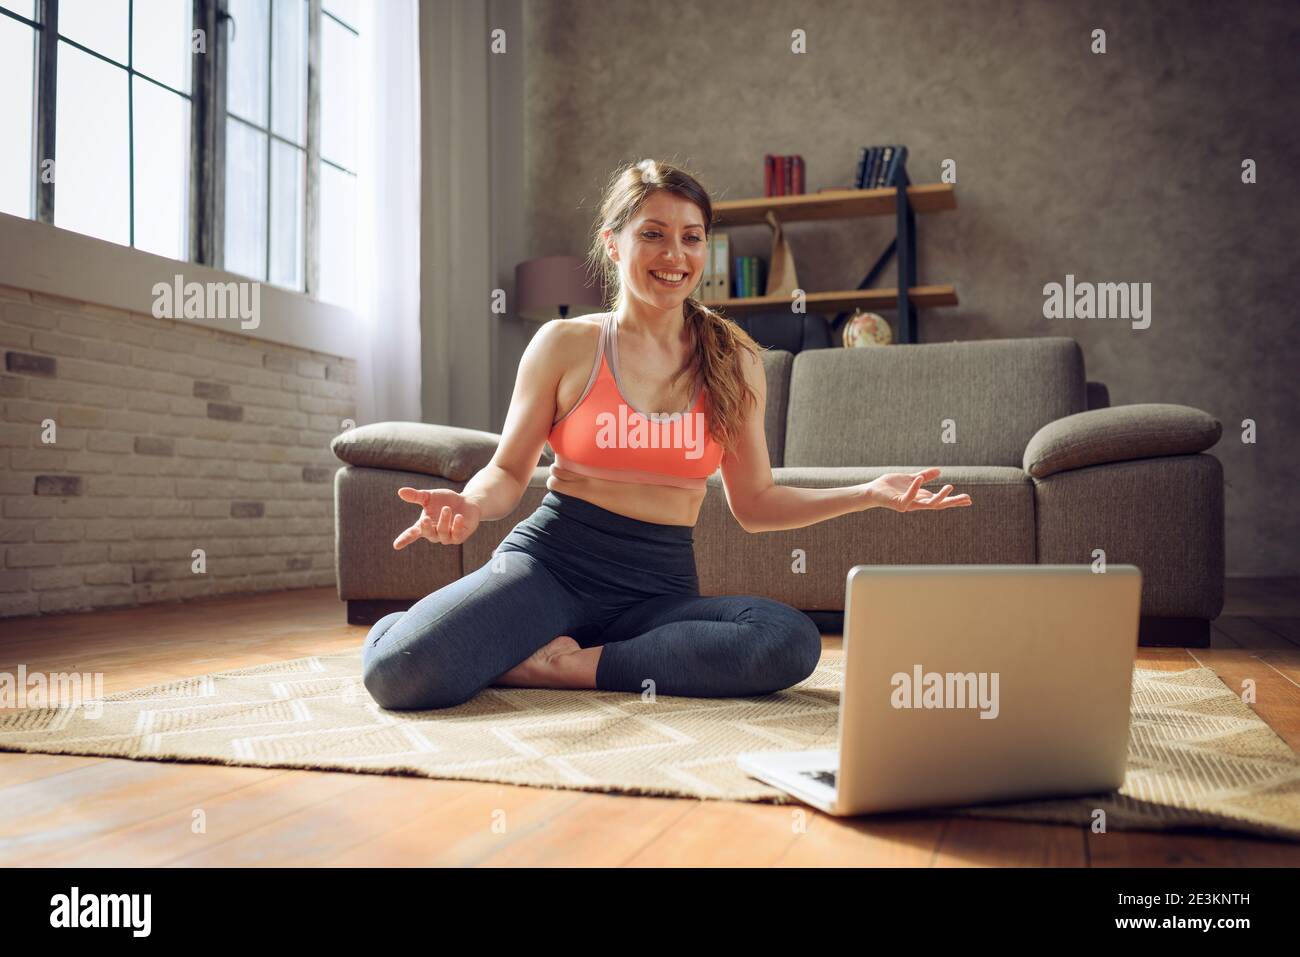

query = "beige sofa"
[331,336,1225,646]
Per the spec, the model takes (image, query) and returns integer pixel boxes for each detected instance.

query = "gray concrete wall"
[495,0,1299,576]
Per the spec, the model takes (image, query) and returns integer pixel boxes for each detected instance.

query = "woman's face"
[607,190,709,310]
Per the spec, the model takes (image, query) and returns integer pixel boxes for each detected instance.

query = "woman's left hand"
[865,467,972,512]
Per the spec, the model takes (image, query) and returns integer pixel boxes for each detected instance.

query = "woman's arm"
[458,320,576,521]
[718,349,971,533]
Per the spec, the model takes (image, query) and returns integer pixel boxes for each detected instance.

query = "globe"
[842,311,893,347]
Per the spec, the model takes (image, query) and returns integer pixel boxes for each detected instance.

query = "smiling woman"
[358,159,972,712]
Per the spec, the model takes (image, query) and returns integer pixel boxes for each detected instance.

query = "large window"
[0,2,37,220]
[0,0,361,309]
[319,2,357,310]
[224,0,306,288]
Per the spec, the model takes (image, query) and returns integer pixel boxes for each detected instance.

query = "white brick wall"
[0,283,354,617]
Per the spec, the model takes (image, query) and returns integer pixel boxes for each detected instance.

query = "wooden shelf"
[712,184,956,227]
[702,285,958,317]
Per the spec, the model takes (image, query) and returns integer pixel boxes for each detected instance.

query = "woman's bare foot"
[494,636,599,689]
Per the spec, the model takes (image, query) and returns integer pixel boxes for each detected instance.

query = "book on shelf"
[764,154,805,196]
[707,232,731,299]
[855,144,908,188]
[694,232,729,300]
[883,145,907,187]
[728,255,766,299]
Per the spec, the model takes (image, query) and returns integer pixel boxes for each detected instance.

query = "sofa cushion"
[331,422,553,481]
[1023,403,1222,479]
[783,337,1086,469]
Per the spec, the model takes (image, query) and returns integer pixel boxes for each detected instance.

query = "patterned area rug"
[2,656,1298,841]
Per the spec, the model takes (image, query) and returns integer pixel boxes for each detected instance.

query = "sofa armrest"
[331,421,553,482]
[1023,403,1222,479]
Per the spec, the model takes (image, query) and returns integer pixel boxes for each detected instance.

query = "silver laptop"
[737,564,1141,816]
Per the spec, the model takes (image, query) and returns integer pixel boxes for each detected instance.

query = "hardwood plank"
[1252,617,1300,647]
[0,752,106,787]
[321,782,583,867]
[1211,616,1299,650]
[1086,828,1300,866]
[932,818,1086,867]
[1134,648,1198,670]
[167,773,421,867]
[0,759,282,866]
[1253,649,1300,687]
[773,812,945,867]
[27,768,359,867]
[624,798,810,867]
[440,791,694,869]
[0,586,344,644]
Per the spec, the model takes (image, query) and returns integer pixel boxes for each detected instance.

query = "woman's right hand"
[393,487,482,549]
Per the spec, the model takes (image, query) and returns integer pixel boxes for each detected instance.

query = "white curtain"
[354,0,422,425]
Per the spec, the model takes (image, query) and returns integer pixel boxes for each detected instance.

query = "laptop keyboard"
[801,768,838,789]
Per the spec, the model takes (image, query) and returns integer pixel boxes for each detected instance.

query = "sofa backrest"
[781,337,1087,468]
[759,349,794,466]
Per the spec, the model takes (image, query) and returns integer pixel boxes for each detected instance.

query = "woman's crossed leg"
[361,551,586,710]
[591,593,823,698]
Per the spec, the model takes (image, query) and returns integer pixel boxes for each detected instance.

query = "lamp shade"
[514,256,606,322]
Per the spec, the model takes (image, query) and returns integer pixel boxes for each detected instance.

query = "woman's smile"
[650,268,688,287]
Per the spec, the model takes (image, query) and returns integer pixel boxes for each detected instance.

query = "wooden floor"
[1,579,1298,867]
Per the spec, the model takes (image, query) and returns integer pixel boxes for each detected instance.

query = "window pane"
[323,0,359,32]
[319,164,356,310]
[132,0,193,93]
[226,0,268,126]
[133,78,190,260]
[321,16,356,169]
[224,119,268,280]
[269,141,303,289]
[271,0,307,144]
[0,2,36,21]
[58,0,129,64]
[0,16,34,218]
[54,42,129,246]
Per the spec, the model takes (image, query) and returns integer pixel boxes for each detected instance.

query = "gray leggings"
[361,490,822,710]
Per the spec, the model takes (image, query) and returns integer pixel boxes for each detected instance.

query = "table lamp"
[514,256,606,321]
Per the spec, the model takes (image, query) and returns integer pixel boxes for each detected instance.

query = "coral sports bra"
[548,313,725,491]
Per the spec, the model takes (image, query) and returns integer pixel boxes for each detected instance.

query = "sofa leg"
[1139,616,1210,648]
[347,599,415,626]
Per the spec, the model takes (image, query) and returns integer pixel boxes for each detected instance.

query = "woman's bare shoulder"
[524,313,606,369]
[534,313,603,348]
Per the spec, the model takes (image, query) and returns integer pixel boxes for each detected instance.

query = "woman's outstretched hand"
[866,468,972,512]
[393,487,482,548]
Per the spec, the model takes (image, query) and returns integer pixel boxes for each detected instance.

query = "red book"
[793,156,805,194]
[764,154,775,196]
